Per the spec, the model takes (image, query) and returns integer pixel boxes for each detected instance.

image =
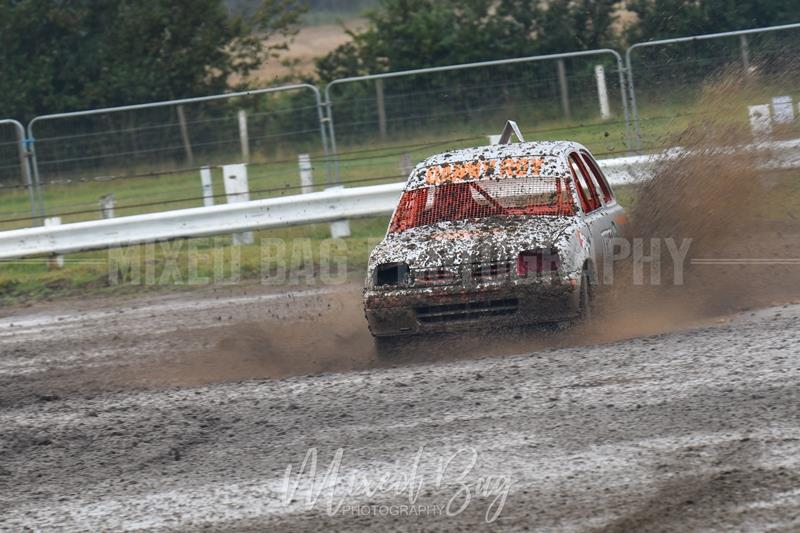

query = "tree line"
[317,0,800,80]
[1,0,798,120]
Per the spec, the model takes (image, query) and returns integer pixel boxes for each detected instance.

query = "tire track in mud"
[0,302,798,531]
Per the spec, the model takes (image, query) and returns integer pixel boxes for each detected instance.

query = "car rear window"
[389,176,576,233]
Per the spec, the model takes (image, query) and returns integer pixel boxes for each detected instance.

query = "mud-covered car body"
[364,140,626,338]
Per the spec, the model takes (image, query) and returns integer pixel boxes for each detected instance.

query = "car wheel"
[373,335,405,358]
[578,268,593,323]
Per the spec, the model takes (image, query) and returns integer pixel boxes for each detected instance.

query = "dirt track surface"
[0,285,798,532]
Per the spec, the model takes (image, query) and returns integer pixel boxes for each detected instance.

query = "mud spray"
[597,68,800,341]
[135,69,800,388]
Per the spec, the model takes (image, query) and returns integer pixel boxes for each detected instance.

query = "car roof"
[418,141,585,167]
[406,140,585,190]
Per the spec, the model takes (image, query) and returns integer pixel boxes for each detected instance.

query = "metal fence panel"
[0,122,22,186]
[324,49,631,187]
[625,23,800,151]
[5,22,800,235]
[22,84,328,228]
[0,119,36,222]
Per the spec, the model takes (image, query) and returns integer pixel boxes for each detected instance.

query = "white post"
[238,110,250,164]
[400,153,413,177]
[177,105,195,166]
[740,35,751,78]
[376,79,387,139]
[100,194,115,219]
[222,163,254,245]
[772,96,794,124]
[556,59,570,119]
[298,154,313,194]
[748,104,772,140]
[44,217,64,268]
[488,134,501,145]
[326,185,351,239]
[329,219,352,239]
[200,166,215,207]
[595,65,611,120]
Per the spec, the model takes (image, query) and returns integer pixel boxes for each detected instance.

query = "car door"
[580,149,626,243]
[567,152,613,274]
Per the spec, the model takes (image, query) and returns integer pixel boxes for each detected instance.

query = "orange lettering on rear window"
[424,157,549,185]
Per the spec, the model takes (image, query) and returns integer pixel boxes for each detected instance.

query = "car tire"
[578,267,594,323]
[373,335,405,358]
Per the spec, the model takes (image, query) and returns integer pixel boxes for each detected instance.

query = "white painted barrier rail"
[0,138,797,261]
[0,182,404,260]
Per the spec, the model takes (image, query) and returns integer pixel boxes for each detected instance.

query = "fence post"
[298,154,314,194]
[29,142,45,219]
[594,65,611,120]
[772,96,794,124]
[324,87,341,185]
[328,209,351,239]
[200,166,215,207]
[222,163,254,245]
[556,59,571,119]
[20,140,37,222]
[1,120,37,221]
[176,105,195,166]
[326,184,351,239]
[308,86,333,185]
[100,194,115,219]
[739,35,751,78]
[625,47,643,151]
[44,217,64,268]
[400,153,413,177]
[748,104,772,139]
[376,79,388,139]
[238,109,250,163]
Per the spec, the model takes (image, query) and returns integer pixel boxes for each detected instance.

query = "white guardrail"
[0,139,798,261]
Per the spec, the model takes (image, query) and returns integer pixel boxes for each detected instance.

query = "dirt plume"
[117,290,377,388]
[598,68,800,330]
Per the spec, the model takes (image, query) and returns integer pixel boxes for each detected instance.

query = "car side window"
[568,153,601,213]
[580,151,614,204]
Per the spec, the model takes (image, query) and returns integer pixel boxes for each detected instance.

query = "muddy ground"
[0,277,798,531]
[2,107,799,531]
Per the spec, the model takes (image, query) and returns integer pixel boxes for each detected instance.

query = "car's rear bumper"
[364,280,580,337]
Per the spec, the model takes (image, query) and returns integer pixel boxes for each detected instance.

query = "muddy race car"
[364,126,626,356]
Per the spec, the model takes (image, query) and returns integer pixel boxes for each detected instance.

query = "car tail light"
[516,249,560,276]
[375,262,410,286]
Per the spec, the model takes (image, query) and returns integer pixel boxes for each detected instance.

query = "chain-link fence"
[3,85,328,230]
[0,119,36,224]
[324,50,631,188]
[0,122,22,186]
[2,24,800,233]
[626,23,800,152]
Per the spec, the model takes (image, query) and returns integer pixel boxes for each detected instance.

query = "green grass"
[0,218,388,304]
[0,108,638,231]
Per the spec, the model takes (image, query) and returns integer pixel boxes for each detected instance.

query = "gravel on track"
[0,285,798,532]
